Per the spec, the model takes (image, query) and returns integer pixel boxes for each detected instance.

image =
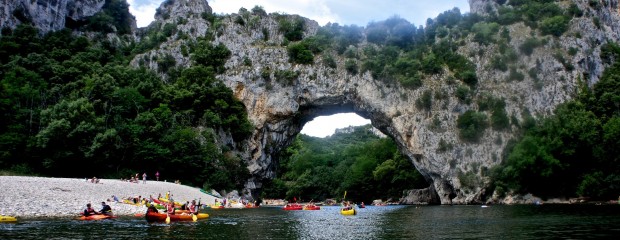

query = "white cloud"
[209,0,340,26]
[127,0,159,27]
[129,0,469,28]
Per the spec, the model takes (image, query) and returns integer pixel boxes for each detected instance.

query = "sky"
[128,0,470,28]
[125,0,470,137]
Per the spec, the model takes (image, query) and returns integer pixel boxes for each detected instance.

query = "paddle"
[165,214,170,224]
[192,213,197,222]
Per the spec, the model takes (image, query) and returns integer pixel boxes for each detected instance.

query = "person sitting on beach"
[100,202,112,216]
[83,203,99,216]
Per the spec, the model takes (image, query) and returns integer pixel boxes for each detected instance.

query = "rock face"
[400,186,440,205]
[6,0,620,204]
[130,0,620,204]
[0,0,106,33]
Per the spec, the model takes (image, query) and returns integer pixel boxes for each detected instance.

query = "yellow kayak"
[196,213,209,219]
[158,198,183,206]
[1,215,17,222]
[340,208,356,215]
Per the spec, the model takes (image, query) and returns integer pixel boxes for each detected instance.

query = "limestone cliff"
[129,0,620,204]
[0,0,105,33]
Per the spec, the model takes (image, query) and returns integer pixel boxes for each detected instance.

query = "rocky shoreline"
[0,176,218,218]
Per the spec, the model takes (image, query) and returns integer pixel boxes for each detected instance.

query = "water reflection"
[294,206,398,240]
[1,205,619,239]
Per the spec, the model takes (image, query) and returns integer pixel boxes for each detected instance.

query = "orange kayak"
[78,214,115,220]
[303,205,320,210]
[145,212,208,222]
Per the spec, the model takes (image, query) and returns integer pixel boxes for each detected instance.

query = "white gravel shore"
[0,176,219,218]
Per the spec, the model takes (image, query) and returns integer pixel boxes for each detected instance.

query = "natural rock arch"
[221,54,461,204]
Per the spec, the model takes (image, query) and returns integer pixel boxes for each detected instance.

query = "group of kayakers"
[83,202,112,217]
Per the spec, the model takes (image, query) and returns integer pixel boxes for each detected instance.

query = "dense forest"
[0,24,253,191]
[261,125,427,203]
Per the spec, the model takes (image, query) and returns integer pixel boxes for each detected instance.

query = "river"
[1,204,619,239]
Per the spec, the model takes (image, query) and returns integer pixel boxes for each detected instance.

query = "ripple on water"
[2,205,620,239]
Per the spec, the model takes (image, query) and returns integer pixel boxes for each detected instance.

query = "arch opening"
[255,109,439,205]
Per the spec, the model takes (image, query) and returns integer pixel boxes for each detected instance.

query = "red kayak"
[78,214,115,220]
[282,204,303,210]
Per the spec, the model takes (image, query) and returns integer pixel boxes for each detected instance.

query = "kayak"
[303,205,320,210]
[123,199,144,206]
[145,211,208,222]
[228,202,245,209]
[174,209,203,214]
[158,198,183,207]
[78,214,115,220]
[282,204,303,210]
[209,204,225,209]
[340,208,356,215]
[0,215,17,223]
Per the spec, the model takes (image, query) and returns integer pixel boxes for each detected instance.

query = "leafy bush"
[191,41,231,73]
[490,55,508,72]
[279,16,305,41]
[415,90,433,111]
[287,42,314,64]
[519,38,542,56]
[539,16,569,37]
[457,110,488,142]
[508,67,525,81]
[322,54,337,69]
[455,85,472,104]
[472,22,500,45]
[274,69,299,85]
[437,138,453,152]
[491,108,510,130]
[345,59,358,74]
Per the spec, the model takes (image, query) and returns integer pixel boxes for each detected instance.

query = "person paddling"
[165,202,175,215]
[83,203,99,216]
[100,202,112,216]
[189,200,198,214]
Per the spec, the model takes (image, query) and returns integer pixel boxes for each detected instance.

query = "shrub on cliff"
[457,110,488,142]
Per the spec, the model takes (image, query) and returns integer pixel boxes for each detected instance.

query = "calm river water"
[1,204,619,239]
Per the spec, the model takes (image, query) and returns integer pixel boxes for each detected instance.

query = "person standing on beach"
[156,171,160,181]
[142,173,147,184]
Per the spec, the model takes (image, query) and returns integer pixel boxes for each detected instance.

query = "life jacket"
[84,207,96,216]
[189,204,196,213]
[166,204,174,214]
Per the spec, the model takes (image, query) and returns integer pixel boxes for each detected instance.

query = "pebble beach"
[0,176,219,218]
